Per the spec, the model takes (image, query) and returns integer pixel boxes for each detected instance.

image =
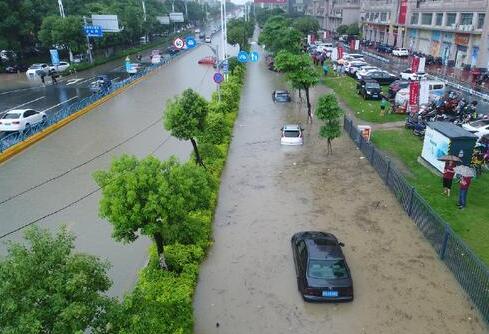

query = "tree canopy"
[258,15,302,55]
[226,18,255,51]
[293,16,320,35]
[315,94,344,154]
[0,226,116,334]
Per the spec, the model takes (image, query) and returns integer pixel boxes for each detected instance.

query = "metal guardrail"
[344,117,489,325]
[0,51,185,153]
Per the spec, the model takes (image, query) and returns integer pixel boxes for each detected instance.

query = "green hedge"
[115,62,247,334]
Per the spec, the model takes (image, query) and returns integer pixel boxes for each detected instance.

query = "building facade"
[306,0,360,36]
[361,0,406,48]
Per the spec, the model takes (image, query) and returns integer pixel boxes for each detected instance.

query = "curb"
[0,69,156,165]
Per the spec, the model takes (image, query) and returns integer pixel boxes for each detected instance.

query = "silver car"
[281,124,304,146]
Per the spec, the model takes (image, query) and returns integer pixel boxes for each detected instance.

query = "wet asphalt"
[0,31,237,298]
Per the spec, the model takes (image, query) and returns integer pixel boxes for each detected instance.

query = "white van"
[395,80,446,106]
[316,43,333,53]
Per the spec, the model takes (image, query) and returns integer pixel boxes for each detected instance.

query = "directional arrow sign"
[237,51,249,63]
[173,37,184,49]
[249,51,260,62]
[213,72,224,84]
[185,36,197,49]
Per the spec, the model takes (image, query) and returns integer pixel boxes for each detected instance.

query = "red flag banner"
[411,56,420,73]
[398,0,408,24]
[409,81,420,107]
[338,47,344,60]
[349,39,355,50]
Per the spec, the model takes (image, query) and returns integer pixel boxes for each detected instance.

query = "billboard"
[169,12,184,23]
[398,0,408,25]
[254,0,287,3]
[91,15,121,32]
[421,126,450,173]
[157,16,170,25]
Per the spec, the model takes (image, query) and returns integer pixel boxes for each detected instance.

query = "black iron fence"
[344,117,489,325]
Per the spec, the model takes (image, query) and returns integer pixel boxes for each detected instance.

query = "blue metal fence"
[0,53,178,153]
[344,117,489,325]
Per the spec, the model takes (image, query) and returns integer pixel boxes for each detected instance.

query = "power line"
[0,117,163,207]
[0,134,173,241]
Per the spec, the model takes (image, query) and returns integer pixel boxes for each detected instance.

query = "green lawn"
[372,129,489,266]
[321,72,406,124]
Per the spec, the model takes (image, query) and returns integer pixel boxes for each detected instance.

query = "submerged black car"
[291,231,353,302]
[272,90,291,103]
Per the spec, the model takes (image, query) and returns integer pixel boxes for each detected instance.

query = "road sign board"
[174,37,184,49]
[185,36,197,49]
[237,51,249,63]
[213,72,224,84]
[222,60,229,74]
[84,25,103,37]
[249,51,259,62]
[49,49,60,66]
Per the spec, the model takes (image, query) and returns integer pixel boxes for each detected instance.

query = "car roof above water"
[283,124,301,131]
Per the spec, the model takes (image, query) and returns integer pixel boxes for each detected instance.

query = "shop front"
[441,32,454,65]
[455,33,470,69]
[407,29,416,52]
[417,30,431,54]
[430,31,441,57]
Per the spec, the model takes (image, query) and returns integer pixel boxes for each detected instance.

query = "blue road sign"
[237,51,249,63]
[84,25,103,37]
[49,49,60,66]
[222,60,229,74]
[213,72,224,84]
[249,51,260,62]
[185,36,197,48]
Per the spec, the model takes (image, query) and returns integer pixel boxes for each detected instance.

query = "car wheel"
[23,123,31,134]
[42,116,47,124]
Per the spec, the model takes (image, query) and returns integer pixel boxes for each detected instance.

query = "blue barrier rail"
[344,117,489,325]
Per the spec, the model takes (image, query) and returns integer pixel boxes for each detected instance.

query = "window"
[435,13,443,26]
[421,13,433,25]
[2,113,20,119]
[23,110,36,117]
[446,13,457,26]
[478,13,485,29]
[411,13,419,25]
[460,13,473,25]
[381,12,387,22]
[307,260,349,279]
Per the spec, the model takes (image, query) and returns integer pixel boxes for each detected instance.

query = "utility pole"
[141,0,148,43]
[58,0,65,18]
[83,16,94,64]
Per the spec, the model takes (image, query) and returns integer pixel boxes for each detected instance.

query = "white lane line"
[66,78,84,86]
[76,77,95,86]
[0,86,43,96]
[41,96,79,112]
[5,96,46,112]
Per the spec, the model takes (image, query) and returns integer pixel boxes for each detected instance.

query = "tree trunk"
[190,137,205,167]
[153,232,168,270]
[305,87,312,123]
[327,138,333,155]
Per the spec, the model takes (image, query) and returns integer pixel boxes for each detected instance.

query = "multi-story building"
[307,0,360,36]
[405,0,489,69]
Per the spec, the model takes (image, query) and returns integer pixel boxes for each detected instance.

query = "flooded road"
[193,39,487,333]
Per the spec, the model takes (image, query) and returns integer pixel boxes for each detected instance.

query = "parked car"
[399,68,427,81]
[0,109,46,133]
[345,61,368,76]
[166,46,180,55]
[205,36,211,43]
[392,48,409,57]
[291,231,353,302]
[376,43,393,53]
[50,61,70,72]
[281,124,304,145]
[198,56,217,65]
[357,70,398,84]
[89,75,112,93]
[26,63,49,79]
[344,53,364,61]
[357,79,382,100]
[316,43,333,53]
[272,90,291,103]
[462,119,489,138]
[355,66,379,79]
[388,80,409,99]
[4,64,28,73]
[199,32,206,39]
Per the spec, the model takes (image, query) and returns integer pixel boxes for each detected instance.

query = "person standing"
[380,97,387,115]
[49,69,58,84]
[457,174,472,209]
[442,161,455,196]
[322,63,329,76]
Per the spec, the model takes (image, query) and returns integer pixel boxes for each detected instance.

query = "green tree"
[259,15,302,55]
[0,226,117,334]
[227,18,254,51]
[274,51,320,122]
[293,16,320,35]
[316,94,344,154]
[164,89,209,166]
[94,155,212,270]
[347,23,360,36]
[336,24,348,35]
[198,112,230,145]
[39,15,86,60]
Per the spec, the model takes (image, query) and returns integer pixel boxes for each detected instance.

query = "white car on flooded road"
[0,109,47,133]
[281,124,304,145]
[25,63,49,79]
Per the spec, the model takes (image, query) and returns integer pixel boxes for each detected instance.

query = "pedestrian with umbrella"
[438,155,460,197]
[454,165,476,209]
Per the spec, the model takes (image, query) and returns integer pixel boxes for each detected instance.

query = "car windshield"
[366,82,380,89]
[284,130,300,137]
[276,92,288,97]
[307,259,348,279]
[3,113,20,119]
[471,120,489,127]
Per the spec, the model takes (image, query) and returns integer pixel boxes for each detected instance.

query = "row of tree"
[1,0,220,59]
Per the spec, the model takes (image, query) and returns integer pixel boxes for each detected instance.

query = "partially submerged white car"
[281,124,304,146]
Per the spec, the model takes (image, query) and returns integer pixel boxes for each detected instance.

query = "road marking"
[0,86,43,96]
[66,78,84,86]
[5,96,46,112]
[73,77,95,86]
[41,96,79,112]
[112,76,120,82]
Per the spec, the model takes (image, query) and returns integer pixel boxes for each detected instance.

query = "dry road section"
[193,43,487,334]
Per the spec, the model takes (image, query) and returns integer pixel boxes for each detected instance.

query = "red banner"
[349,40,355,50]
[398,0,408,25]
[338,47,344,60]
[409,81,420,107]
[411,56,420,73]
[254,0,287,3]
